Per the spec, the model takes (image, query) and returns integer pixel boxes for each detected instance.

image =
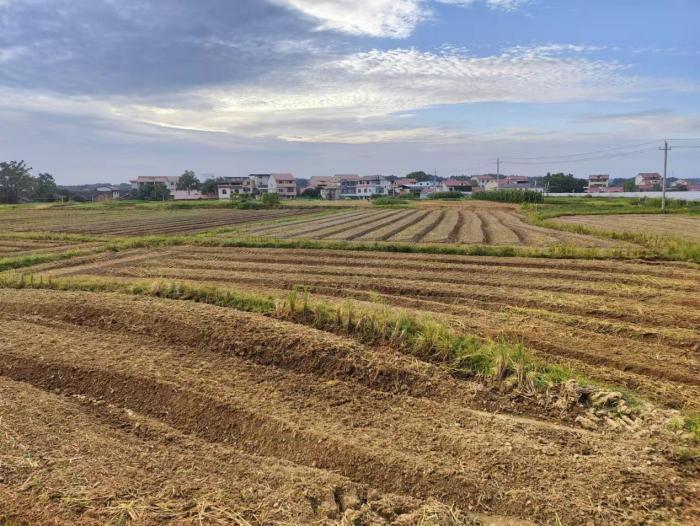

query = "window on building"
[222,189,227,195]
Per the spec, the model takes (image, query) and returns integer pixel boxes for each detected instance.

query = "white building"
[129,176,179,192]
[268,173,297,198]
[355,175,391,198]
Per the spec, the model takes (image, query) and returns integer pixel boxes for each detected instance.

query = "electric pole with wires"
[659,140,671,212]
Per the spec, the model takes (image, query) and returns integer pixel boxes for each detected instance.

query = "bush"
[429,191,465,200]
[472,189,543,204]
[371,196,408,206]
[261,192,281,207]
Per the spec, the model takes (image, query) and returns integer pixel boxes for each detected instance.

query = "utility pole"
[496,158,500,185]
[659,140,671,212]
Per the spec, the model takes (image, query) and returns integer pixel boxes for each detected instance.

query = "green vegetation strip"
[523,198,700,263]
[0,247,106,272]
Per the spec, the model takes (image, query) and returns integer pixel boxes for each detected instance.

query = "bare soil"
[0,288,697,525]
[42,245,700,410]
[237,204,624,247]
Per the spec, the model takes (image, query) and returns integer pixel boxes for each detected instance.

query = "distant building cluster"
[125,170,699,202]
[585,172,699,193]
[216,173,297,200]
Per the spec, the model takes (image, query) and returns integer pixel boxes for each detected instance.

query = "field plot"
[0,238,100,258]
[0,207,318,236]
[554,213,700,242]
[239,205,623,247]
[43,245,700,409]
[0,288,696,525]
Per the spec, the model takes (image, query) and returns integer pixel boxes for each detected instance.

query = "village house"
[339,175,360,198]
[217,176,253,200]
[60,184,123,201]
[356,175,391,198]
[441,179,472,194]
[307,176,338,190]
[470,174,496,189]
[635,172,662,191]
[249,174,271,194]
[588,174,610,189]
[483,175,530,191]
[268,173,297,198]
[130,176,180,193]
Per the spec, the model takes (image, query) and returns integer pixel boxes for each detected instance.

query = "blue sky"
[0,0,698,183]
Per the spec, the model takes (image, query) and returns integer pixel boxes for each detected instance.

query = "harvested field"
[0,238,100,258]
[238,205,624,247]
[42,245,700,410]
[554,213,700,242]
[0,207,318,236]
[0,288,697,525]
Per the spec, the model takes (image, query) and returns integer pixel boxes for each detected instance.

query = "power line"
[500,140,660,161]
[502,146,658,165]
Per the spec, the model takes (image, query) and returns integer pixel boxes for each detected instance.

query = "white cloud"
[272,0,529,39]
[106,46,650,142]
[437,0,529,12]
[271,0,427,38]
[2,45,693,146]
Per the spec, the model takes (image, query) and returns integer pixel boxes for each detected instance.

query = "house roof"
[588,174,609,180]
[444,179,470,187]
[393,178,417,185]
[637,172,661,179]
[271,173,295,182]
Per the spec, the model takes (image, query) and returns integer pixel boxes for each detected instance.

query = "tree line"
[0,161,59,204]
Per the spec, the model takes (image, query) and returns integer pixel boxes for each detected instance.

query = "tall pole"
[496,158,500,186]
[660,140,670,212]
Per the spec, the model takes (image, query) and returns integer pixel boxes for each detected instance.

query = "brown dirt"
[40,245,700,409]
[232,205,623,247]
[0,208,318,236]
[0,288,697,525]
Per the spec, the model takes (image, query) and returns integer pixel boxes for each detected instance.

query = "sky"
[0,0,699,184]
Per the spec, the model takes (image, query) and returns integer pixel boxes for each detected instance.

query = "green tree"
[137,182,171,201]
[200,177,226,195]
[300,187,320,198]
[35,172,58,201]
[0,160,34,204]
[406,171,434,183]
[176,170,200,193]
[261,192,281,206]
[622,179,637,192]
[543,172,586,193]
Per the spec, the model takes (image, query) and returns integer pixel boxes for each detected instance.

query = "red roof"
[444,179,470,187]
[271,173,295,182]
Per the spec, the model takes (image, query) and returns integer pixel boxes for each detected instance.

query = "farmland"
[36,245,700,410]
[1,288,698,525]
[237,203,621,247]
[1,199,699,525]
[0,206,319,236]
[554,213,700,243]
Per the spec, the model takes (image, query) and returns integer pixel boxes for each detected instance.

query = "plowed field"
[238,206,622,247]
[1,288,697,525]
[554,213,700,242]
[0,207,318,235]
[0,238,100,258]
[43,245,700,410]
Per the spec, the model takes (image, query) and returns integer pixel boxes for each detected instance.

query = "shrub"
[429,191,465,200]
[472,189,543,204]
[371,196,408,206]
[261,192,281,207]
